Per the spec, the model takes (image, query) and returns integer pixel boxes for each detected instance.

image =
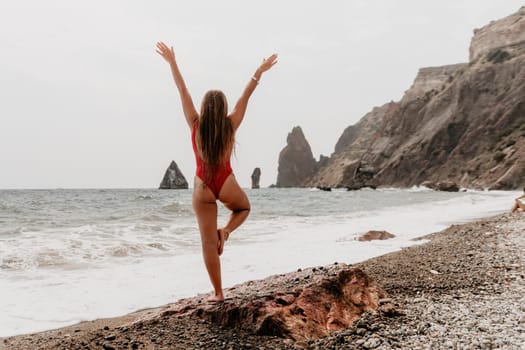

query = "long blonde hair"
[195,90,235,176]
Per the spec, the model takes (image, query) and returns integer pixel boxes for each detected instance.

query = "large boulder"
[159,161,188,189]
[276,127,317,187]
[251,168,261,189]
[148,264,386,341]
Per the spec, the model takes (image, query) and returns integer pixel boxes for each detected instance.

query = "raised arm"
[229,54,278,131]
[156,42,199,129]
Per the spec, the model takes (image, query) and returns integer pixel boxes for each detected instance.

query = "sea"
[0,187,518,337]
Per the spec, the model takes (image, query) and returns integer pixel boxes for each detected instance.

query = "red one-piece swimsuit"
[192,124,233,198]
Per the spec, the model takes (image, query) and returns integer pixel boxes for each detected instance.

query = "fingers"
[156,41,168,50]
[259,53,278,72]
[266,53,278,62]
[155,42,172,54]
[263,53,278,65]
[155,42,176,62]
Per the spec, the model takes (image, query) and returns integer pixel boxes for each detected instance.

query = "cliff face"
[469,6,525,61]
[305,7,525,190]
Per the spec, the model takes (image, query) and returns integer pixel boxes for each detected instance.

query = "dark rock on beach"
[421,180,460,192]
[357,230,395,242]
[159,160,188,189]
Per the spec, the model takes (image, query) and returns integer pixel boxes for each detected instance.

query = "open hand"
[258,53,278,73]
[156,42,176,64]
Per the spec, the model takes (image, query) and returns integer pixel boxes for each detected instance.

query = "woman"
[511,187,525,213]
[156,42,277,302]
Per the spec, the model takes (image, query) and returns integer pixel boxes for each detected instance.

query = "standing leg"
[192,177,224,302]
[217,174,251,254]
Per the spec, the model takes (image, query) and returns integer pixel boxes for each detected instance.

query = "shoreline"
[2,212,524,349]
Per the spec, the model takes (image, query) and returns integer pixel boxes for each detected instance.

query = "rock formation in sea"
[286,7,525,190]
[276,127,319,187]
[159,160,189,189]
[251,168,261,189]
[421,180,460,192]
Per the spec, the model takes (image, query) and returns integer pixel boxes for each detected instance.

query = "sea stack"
[159,160,189,189]
[251,168,261,189]
[276,126,317,187]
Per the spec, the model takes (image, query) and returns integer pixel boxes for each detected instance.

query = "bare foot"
[217,228,230,256]
[207,293,225,303]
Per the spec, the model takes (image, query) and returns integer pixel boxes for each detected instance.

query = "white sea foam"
[0,188,519,336]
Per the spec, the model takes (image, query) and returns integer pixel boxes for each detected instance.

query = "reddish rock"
[358,230,396,242]
[149,265,386,341]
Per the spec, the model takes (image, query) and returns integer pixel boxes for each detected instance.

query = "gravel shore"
[2,213,524,350]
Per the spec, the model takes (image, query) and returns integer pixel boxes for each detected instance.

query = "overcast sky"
[0,1,523,189]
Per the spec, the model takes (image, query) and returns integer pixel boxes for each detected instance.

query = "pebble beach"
[2,211,524,349]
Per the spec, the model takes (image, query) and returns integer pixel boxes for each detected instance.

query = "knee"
[236,202,251,213]
[200,232,218,246]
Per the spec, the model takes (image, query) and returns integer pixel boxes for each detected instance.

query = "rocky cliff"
[302,7,525,190]
[469,6,525,61]
[159,160,189,189]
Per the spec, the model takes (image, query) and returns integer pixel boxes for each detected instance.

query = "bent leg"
[218,175,251,247]
[192,177,223,301]
[516,199,525,211]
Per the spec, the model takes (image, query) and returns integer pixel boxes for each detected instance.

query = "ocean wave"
[134,195,153,201]
[160,202,183,212]
[0,226,25,236]
[146,242,169,250]
[34,250,68,268]
[107,241,171,258]
[1,249,68,270]
[1,256,25,270]
[407,185,434,192]
[159,202,193,216]
[108,244,142,257]
[140,213,169,222]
